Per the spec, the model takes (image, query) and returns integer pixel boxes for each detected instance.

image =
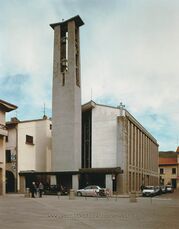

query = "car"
[76,185,107,197]
[159,185,167,194]
[43,185,68,195]
[155,186,162,195]
[142,186,158,197]
[166,185,174,193]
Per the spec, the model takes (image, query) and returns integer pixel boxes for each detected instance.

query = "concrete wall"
[18,119,52,173]
[0,111,5,124]
[18,121,36,172]
[35,120,52,171]
[52,20,81,171]
[92,105,119,168]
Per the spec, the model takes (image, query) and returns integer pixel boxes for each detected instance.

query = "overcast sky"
[0,0,179,151]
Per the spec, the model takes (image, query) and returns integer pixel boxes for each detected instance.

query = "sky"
[0,0,179,151]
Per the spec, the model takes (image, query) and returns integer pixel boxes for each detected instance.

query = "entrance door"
[171,179,176,188]
[6,171,15,193]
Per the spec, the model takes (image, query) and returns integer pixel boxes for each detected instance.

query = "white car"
[76,185,106,197]
[142,186,157,197]
[166,185,174,193]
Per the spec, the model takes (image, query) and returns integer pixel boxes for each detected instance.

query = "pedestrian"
[140,184,145,192]
[31,182,37,198]
[39,182,44,198]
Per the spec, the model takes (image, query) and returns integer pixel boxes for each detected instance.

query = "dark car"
[44,185,68,195]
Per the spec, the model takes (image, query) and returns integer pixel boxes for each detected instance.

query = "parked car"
[155,186,162,195]
[166,185,174,193]
[76,185,107,197]
[160,185,167,194]
[142,186,158,197]
[44,185,68,195]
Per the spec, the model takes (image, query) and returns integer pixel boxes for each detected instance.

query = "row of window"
[160,168,176,174]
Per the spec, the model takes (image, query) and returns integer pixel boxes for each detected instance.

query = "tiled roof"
[159,157,177,165]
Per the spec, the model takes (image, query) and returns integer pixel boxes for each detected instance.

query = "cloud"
[0,0,179,150]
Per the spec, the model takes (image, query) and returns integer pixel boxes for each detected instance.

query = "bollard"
[57,192,61,199]
[69,189,75,200]
[130,191,137,203]
[25,188,30,198]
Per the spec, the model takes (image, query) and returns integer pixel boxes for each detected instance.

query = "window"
[160,168,164,174]
[172,168,176,174]
[6,150,11,163]
[50,124,52,130]
[26,135,34,145]
[6,136,8,142]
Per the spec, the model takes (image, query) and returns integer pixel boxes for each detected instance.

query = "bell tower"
[50,16,84,171]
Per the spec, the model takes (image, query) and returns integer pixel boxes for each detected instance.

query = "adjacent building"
[6,116,52,193]
[159,149,179,189]
[0,99,17,195]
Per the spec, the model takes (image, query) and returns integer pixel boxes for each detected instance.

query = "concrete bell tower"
[50,16,84,171]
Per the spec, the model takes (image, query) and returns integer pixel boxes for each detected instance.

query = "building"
[9,100,159,194]
[7,15,159,194]
[81,101,159,194]
[0,99,17,195]
[159,150,179,189]
[50,15,84,189]
[51,15,83,173]
[6,116,52,193]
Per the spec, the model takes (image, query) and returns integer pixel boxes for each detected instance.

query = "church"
[4,15,159,195]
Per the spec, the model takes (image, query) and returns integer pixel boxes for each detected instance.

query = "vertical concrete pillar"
[72,174,79,190]
[19,176,26,193]
[50,175,57,185]
[105,174,113,193]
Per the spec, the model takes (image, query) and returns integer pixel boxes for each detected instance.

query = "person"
[39,182,44,198]
[31,182,37,198]
[140,184,145,192]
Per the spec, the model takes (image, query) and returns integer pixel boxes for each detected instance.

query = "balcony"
[0,124,7,136]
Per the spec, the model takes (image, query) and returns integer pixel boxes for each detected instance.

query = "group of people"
[30,181,44,198]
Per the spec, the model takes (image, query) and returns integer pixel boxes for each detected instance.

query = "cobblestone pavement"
[0,191,179,229]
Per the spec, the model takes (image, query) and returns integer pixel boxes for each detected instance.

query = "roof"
[50,15,84,29]
[82,100,96,111]
[159,151,177,158]
[159,157,177,165]
[0,99,17,112]
[6,117,51,126]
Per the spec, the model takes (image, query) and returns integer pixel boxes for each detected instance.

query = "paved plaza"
[0,192,179,229]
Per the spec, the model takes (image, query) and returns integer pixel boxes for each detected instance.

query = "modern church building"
[49,15,159,194]
[81,101,159,193]
[6,15,159,194]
